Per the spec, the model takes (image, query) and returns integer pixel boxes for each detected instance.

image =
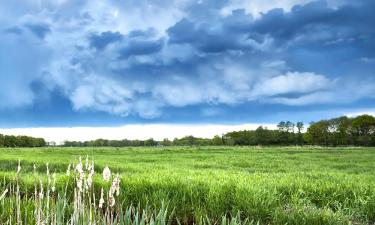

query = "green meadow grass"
[1,146,375,224]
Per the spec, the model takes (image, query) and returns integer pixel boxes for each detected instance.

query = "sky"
[0,0,374,141]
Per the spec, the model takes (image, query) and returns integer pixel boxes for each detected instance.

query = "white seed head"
[87,175,93,189]
[17,159,21,173]
[46,163,49,176]
[38,191,44,199]
[76,162,83,174]
[111,174,121,196]
[51,173,56,192]
[39,182,44,199]
[77,179,83,192]
[102,166,111,182]
[99,188,104,208]
[66,164,71,176]
[109,189,115,207]
[88,163,95,176]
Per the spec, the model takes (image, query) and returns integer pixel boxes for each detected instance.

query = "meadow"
[1,146,375,224]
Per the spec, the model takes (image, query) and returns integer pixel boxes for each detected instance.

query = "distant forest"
[1,114,375,147]
[0,134,46,147]
[64,114,375,147]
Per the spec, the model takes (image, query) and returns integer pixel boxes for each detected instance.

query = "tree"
[93,139,107,147]
[212,135,223,145]
[286,121,295,144]
[37,138,46,147]
[0,134,4,147]
[224,131,253,145]
[4,135,18,147]
[277,121,286,132]
[305,121,330,146]
[328,116,352,146]
[144,138,157,146]
[277,121,289,145]
[352,115,375,146]
[161,138,172,146]
[254,126,271,145]
[296,122,304,145]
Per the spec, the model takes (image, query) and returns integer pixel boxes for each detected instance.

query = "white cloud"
[345,110,375,118]
[251,72,331,98]
[84,0,186,35]
[153,81,204,107]
[220,0,313,18]
[261,77,375,106]
[269,91,336,106]
[69,76,134,116]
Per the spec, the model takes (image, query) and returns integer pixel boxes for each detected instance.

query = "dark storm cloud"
[118,38,164,58]
[168,1,375,56]
[25,23,51,39]
[90,29,164,58]
[3,26,23,35]
[250,1,375,61]
[90,31,123,50]
[167,10,259,53]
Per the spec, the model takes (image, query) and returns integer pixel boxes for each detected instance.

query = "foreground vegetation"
[1,146,375,224]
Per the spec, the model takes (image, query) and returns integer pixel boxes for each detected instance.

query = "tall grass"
[0,157,258,225]
[1,147,375,224]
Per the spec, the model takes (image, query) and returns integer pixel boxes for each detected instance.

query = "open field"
[1,146,375,224]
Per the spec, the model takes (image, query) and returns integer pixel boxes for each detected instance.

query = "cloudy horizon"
[0,123,279,143]
[1,107,374,143]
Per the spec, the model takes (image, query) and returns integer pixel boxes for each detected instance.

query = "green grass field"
[1,146,375,224]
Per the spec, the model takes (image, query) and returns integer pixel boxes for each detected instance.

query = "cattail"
[76,158,85,183]
[106,174,121,209]
[46,162,50,176]
[76,158,84,180]
[99,188,104,208]
[77,179,83,192]
[39,181,44,199]
[51,173,56,192]
[102,166,111,182]
[0,189,8,201]
[109,188,115,207]
[76,172,83,192]
[17,159,21,174]
[87,163,95,189]
[66,164,71,176]
[75,158,85,192]
[89,162,95,174]
[111,174,121,196]
[76,158,83,174]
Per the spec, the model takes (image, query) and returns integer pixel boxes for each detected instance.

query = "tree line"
[0,134,46,147]
[305,114,375,146]
[224,115,375,146]
[62,114,375,147]
[1,114,373,148]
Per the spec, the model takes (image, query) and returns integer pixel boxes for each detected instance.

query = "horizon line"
[0,123,278,144]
